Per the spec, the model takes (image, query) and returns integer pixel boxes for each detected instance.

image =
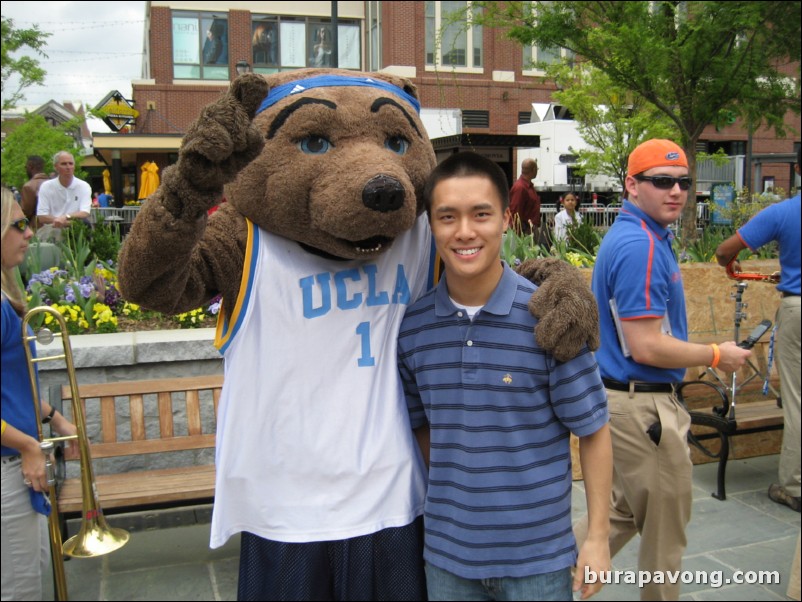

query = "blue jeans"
[425,562,573,601]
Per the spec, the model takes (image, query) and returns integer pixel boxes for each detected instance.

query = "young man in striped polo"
[398,151,613,601]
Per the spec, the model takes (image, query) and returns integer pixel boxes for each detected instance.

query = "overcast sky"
[3,1,147,115]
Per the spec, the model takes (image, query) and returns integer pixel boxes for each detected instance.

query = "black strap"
[602,378,674,393]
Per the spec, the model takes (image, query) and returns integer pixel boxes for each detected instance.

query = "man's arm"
[20,184,37,221]
[574,423,612,599]
[621,317,751,372]
[715,233,747,268]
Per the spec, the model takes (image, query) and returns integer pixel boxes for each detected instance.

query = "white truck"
[516,103,622,207]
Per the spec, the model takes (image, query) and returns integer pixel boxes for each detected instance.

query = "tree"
[476,1,802,241]
[1,16,51,110]
[546,63,679,192]
[1,114,84,188]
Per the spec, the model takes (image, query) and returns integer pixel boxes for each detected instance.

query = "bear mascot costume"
[118,69,599,601]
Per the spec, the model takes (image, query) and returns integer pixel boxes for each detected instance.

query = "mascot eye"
[298,136,332,154]
[385,136,409,155]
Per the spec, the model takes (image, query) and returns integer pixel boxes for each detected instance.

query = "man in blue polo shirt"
[574,139,752,601]
[398,151,613,601]
[715,149,801,513]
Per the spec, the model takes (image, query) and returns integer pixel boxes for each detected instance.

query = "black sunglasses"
[10,217,31,232]
[634,175,693,191]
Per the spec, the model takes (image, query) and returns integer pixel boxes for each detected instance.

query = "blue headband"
[256,75,421,115]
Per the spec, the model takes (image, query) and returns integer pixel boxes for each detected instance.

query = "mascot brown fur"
[118,69,599,601]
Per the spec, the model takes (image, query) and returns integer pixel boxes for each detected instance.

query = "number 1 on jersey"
[356,322,375,367]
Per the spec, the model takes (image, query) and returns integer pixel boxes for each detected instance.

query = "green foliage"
[501,218,601,269]
[546,63,679,191]
[674,226,731,263]
[1,16,51,110]
[68,218,122,264]
[501,227,550,266]
[718,187,786,231]
[565,218,602,258]
[0,114,85,189]
[474,1,802,242]
[21,224,218,335]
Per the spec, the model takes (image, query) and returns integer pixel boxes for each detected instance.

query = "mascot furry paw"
[118,69,599,601]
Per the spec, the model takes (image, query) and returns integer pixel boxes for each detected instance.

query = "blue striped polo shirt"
[398,264,609,580]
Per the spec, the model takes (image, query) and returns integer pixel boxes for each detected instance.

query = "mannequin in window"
[252,23,277,65]
[310,27,333,67]
[203,20,226,65]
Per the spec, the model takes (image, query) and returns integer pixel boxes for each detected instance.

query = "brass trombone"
[22,306,129,601]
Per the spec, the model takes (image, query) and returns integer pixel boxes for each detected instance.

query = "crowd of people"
[1,142,799,601]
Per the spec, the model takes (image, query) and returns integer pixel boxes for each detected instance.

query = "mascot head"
[225,68,436,259]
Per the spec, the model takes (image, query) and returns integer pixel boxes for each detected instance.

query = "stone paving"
[48,454,799,601]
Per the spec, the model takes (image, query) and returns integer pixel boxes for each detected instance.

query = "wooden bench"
[678,380,784,500]
[49,375,223,522]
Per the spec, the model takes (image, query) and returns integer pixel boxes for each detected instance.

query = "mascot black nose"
[362,175,405,213]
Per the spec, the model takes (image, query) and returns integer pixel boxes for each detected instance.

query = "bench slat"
[62,375,224,399]
[100,396,117,443]
[187,390,202,436]
[58,465,216,513]
[130,394,146,440]
[734,399,784,430]
[89,434,216,458]
[158,391,174,438]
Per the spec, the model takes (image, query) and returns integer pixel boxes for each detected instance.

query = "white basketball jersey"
[210,215,434,546]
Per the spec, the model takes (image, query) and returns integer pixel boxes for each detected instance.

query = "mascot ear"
[515,258,601,363]
[400,79,420,100]
[229,73,270,119]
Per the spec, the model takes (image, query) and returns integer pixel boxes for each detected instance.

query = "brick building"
[95,1,799,202]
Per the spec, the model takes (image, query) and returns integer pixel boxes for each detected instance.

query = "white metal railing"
[536,202,717,235]
[92,206,141,225]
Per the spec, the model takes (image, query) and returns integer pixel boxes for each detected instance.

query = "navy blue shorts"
[237,517,426,601]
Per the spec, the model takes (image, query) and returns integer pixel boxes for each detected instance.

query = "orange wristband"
[710,343,720,369]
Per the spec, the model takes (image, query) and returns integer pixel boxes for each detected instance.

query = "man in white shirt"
[36,151,92,236]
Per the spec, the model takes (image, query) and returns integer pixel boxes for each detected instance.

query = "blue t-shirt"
[398,264,609,580]
[592,200,688,383]
[738,193,801,296]
[1,297,39,456]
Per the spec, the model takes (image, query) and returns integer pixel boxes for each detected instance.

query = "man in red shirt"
[509,158,541,240]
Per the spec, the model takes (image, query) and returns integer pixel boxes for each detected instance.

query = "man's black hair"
[423,151,509,215]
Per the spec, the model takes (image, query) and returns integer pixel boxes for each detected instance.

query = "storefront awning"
[92,133,184,165]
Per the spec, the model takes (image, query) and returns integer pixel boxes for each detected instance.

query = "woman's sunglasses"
[634,175,693,191]
[9,217,31,232]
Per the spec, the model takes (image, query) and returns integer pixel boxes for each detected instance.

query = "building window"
[250,16,361,73]
[520,2,573,75]
[172,12,229,80]
[425,1,483,71]
[367,1,382,71]
[522,44,573,74]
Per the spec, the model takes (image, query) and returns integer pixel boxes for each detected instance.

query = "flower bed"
[25,263,219,335]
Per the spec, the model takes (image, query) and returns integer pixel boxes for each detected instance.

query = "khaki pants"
[776,295,801,497]
[575,388,693,601]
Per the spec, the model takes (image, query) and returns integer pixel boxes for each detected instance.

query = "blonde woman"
[1,188,76,600]
[554,192,583,242]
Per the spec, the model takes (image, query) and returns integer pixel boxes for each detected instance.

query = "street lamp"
[235,60,251,76]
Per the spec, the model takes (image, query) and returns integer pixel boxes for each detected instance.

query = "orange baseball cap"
[627,139,688,176]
